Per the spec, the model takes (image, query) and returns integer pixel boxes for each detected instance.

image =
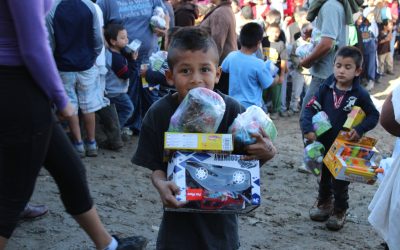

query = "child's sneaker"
[121,127,133,142]
[279,110,290,117]
[85,140,98,157]
[365,80,374,91]
[269,112,278,120]
[113,235,148,250]
[326,208,346,231]
[309,198,333,222]
[73,141,85,158]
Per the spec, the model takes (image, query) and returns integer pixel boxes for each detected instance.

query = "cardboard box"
[166,151,260,213]
[164,132,234,152]
[323,131,379,185]
[343,106,365,130]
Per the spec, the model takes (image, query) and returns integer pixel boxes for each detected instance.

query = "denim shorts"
[59,65,103,114]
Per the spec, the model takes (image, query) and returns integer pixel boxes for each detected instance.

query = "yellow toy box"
[343,106,365,130]
[323,131,379,185]
[164,132,234,152]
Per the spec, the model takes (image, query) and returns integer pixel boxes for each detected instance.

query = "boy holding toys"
[132,27,276,249]
[300,46,379,230]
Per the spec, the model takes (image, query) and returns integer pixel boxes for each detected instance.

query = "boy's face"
[333,56,362,87]
[111,29,129,49]
[166,49,221,102]
[267,27,280,42]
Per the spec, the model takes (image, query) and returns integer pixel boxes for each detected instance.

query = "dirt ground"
[6,59,400,250]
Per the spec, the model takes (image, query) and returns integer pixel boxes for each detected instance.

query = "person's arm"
[300,86,322,140]
[90,3,103,57]
[8,0,68,110]
[380,92,400,137]
[352,91,380,138]
[209,11,230,59]
[151,170,186,208]
[300,37,333,68]
[111,53,132,80]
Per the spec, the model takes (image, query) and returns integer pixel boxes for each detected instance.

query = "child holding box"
[132,27,276,249]
[300,46,379,231]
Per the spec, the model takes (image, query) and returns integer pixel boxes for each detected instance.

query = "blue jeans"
[126,59,160,132]
[363,40,376,81]
[109,93,134,128]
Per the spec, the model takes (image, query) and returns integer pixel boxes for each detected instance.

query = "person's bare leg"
[68,114,82,142]
[82,112,96,142]
[72,207,112,250]
[0,236,7,250]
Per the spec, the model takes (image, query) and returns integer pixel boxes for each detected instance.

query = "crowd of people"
[0,0,399,249]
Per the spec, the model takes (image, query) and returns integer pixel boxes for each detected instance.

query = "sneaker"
[309,198,333,222]
[297,163,311,174]
[73,141,85,158]
[326,208,347,231]
[386,71,394,76]
[365,80,374,91]
[85,140,98,157]
[269,112,278,120]
[279,111,289,117]
[286,109,295,116]
[114,235,148,250]
[121,127,133,142]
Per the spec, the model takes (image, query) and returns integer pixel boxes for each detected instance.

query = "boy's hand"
[304,132,317,142]
[58,102,75,119]
[278,75,284,84]
[347,129,361,141]
[132,51,139,60]
[153,27,166,37]
[153,178,187,208]
[140,64,148,77]
[242,128,276,164]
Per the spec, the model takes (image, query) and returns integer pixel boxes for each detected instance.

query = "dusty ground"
[6,60,400,250]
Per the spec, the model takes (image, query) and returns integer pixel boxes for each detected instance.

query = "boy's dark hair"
[240,22,263,48]
[334,46,363,68]
[103,23,125,46]
[266,9,281,24]
[241,6,254,20]
[167,27,219,69]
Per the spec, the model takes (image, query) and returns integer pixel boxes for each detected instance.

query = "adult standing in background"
[300,0,364,112]
[98,0,169,134]
[200,0,238,94]
[0,0,146,249]
[174,0,199,27]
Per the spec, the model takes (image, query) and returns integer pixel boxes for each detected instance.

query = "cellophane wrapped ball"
[168,87,226,133]
[228,106,277,150]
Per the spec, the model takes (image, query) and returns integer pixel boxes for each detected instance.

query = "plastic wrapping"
[150,7,166,29]
[149,50,169,75]
[304,141,325,176]
[312,111,332,136]
[295,42,314,59]
[229,106,277,149]
[265,59,279,78]
[168,87,226,133]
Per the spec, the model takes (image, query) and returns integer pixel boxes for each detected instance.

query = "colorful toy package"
[343,106,365,131]
[166,151,260,213]
[149,50,168,75]
[168,87,226,133]
[228,106,277,149]
[304,141,325,176]
[312,111,332,136]
[323,131,381,185]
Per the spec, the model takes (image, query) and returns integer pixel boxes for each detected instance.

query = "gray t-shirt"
[97,0,164,61]
[310,0,347,79]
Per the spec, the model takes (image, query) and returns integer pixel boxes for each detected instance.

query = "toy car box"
[166,151,261,214]
[164,132,234,152]
[323,131,379,185]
